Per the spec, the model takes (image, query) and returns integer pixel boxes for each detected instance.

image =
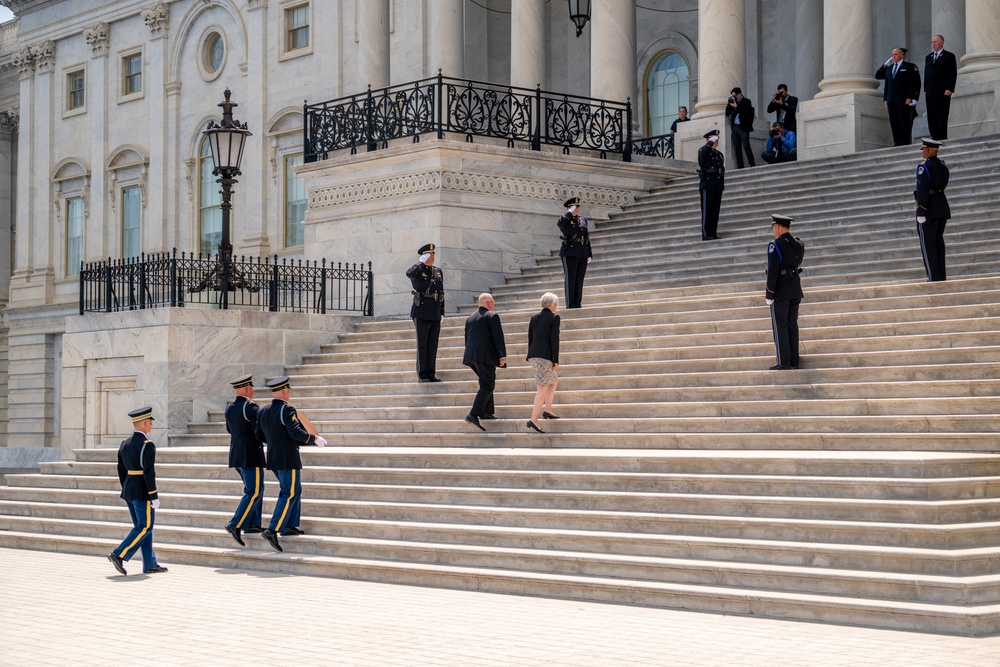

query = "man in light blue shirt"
[761,122,797,164]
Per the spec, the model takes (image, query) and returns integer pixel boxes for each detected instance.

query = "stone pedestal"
[798,93,890,159]
[949,0,1000,139]
[297,139,686,318]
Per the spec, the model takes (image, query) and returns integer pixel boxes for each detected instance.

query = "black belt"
[929,189,944,195]
[780,268,800,277]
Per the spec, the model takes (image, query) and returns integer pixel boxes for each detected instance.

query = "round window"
[204,32,225,73]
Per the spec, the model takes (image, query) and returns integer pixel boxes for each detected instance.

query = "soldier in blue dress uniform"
[698,129,725,240]
[914,137,951,282]
[765,214,806,370]
[557,197,592,309]
[223,374,265,547]
[107,406,167,576]
[405,243,445,382]
[255,376,326,552]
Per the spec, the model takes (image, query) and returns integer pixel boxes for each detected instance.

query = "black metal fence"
[630,133,675,159]
[304,73,634,162]
[79,250,373,316]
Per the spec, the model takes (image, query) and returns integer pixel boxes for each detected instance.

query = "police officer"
[255,376,327,552]
[405,243,445,382]
[698,130,725,240]
[223,374,265,547]
[557,197,592,309]
[765,214,806,370]
[107,406,167,576]
[914,137,951,282]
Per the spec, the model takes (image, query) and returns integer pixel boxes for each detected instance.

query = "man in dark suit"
[724,86,755,168]
[914,138,951,282]
[462,293,507,431]
[223,374,265,547]
[924,35,958,140]
[697,129,725,240]
[876,47,922,146]
[107,406,167,576]
[255,376,327,552]
[405,243,445,382]
[765,215,805,371]
[766,84,798,134]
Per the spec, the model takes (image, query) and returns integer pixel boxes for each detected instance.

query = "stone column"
[931,0,965,63]
[510,0,545,89]
[590,0,636,106]
[142,9,170,254]
[427,0,464,78]
[359,0,390,88]
[241,0,269,256]
[949,0,1000,137]
[794,0,823,99]
[0,113,15,309]
[84,24,109,260]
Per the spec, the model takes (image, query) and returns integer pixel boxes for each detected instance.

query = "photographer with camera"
[766,84,798,134]
[761,122,797,164]
[724,87,755,168]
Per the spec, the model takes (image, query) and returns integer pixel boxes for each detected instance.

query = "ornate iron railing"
[79,250,373,316]
[631,132,674,159]
[304,73,634,162]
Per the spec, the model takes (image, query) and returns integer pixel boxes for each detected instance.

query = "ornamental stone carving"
[247,0,267,9]
[12,46,34,79]
[83,22,111,57]
[0,111,18,140]
[141,2,170,39]
[31,40,55,74]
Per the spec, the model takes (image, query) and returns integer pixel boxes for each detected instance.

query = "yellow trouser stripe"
[275,469,296,530]
[121,501,151,559]
[127,470,143,475]
[234,468,261,529]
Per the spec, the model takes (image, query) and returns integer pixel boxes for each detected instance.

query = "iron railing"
[304,73,633,162]
[79,250,373,316]
[631,132,674,159]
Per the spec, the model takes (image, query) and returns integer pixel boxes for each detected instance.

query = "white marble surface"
[428,0,465,78]
[591,0,637,106]
[695,0,746,116]
[358,0,389,88]
[816,0,879,97]
[510,0,545,89]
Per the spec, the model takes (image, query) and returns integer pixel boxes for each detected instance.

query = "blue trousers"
[267,468,301,532]
[113,499,158,571]
[228,466,264,529]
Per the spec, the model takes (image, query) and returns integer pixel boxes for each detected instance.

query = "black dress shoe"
[107,552,127,576]
[280,527,305,536]
[428,376,442,382]
[418,378,431,383]
[526,420,545,433]
[480,414,496,420]
[769,364,791,370]
[262,529,283,552]
[465,414,485,431]
[541,411,560,420]
[245,526,264,534]
[225,524,245,546]
[143,565,169,574]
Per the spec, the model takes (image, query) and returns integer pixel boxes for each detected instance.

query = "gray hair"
[540,292,558,309]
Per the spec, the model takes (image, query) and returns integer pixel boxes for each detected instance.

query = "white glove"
[917,216,926,224]
[587,257,592,264]
[151,499,160,510]
[884,57,894,66]
[315,436,328,447]
[766,299,774,306]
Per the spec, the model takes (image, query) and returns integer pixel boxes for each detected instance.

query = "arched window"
[646,52,690,137]
[199,137,222,255]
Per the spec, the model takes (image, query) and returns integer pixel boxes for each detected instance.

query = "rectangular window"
[66,197,84,277]
[199,142,223,256]
[123,54,142,96]
[286,4,310,51]
[67,70,85,110]
[122,186,142,258]
[285,154,306,247]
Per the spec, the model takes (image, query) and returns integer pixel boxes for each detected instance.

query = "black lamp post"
[568,0,591,37]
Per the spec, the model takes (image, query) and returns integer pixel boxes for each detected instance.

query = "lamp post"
[568,0,591,37]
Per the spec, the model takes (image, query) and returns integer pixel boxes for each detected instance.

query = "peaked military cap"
[563,197,581,208]
[921,137,943,149]
[418,243,435,255]
[704,129,720,139]
[230,374,253,389]
[128,406,154,423]
[266,376,291,392]
[770,214,795,227]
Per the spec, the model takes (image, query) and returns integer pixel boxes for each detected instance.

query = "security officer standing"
[255,376,327,552]
[915,138,951,282]
[223,374,265,547]
[557,197,592,309]
[698,129,725,240]
[405,243,445,382]
[107,406,167,576]
[765,214,805,370]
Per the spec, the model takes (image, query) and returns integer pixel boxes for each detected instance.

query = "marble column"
[590,0,636,107]
[510,0,545,89]
[950,0,1000,138]
[0,114,14,308]
[931,0,965,63]
[145,18,169,255]
[87,40,108,260]
[359,0,390,88]
[241,0,269,256]
[794,0,823,99]
[960,0,1000,74]
[814,0,878,98]
[427,0,464,78]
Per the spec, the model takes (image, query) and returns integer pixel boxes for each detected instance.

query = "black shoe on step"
[225,524,245,546]
[262,529,283,552]
[280,527,304,536]
[245,526,263,534]
[143,565,169,574]
[107,552,127,576]
[465,414,485,431]
[526,421,545,433]
[541,411,560,420]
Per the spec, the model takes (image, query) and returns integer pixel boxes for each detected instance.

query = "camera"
[728,96,736,105]
[769,129,781,137]
[773,93,783,101]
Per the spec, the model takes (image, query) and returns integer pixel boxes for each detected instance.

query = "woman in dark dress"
[526,292,561,433]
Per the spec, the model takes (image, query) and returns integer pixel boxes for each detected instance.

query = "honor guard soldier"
[255,376,327,552]
[698,130,725,240]
[765,214,806,370]
[914,138,951,282]
[557,197,592,309]
[107,406,167,576]
[406,243,445,382]
[223,374,265,547]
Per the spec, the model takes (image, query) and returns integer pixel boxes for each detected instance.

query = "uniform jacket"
[117,431,158,502]
[766,94,798,133]
[405,262,445,320]
[876,60,921,104]
[526,308,560,364]
[226,396,265,469]
[924,50,957,96]
[255,398,315,471]
[766,232,805,302]
[915,156,951,219]
[697,144,725,193]
[557,212,593,259]
[463,307,507,367]
[725,96,755,132]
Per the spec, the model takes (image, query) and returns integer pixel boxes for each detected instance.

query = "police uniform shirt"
[915,155,951,219]
[116,431,158,502]
[557,211,592,259]
[406,262,445,320]
[698,144,726,192]
[255,398,315,471]
[766,232,806,301]
[226,395,265,469]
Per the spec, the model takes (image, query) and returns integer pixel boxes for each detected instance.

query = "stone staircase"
[3,137,1000,635]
